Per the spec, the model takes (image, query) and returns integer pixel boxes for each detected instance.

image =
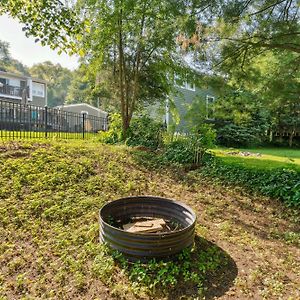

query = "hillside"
[0,140,299,299]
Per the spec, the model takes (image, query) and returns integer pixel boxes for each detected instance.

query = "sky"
[0,14,79,70]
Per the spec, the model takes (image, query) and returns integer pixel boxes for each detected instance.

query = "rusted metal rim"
[99,196,196,261]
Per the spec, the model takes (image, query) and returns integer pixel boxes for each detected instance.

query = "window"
[32,82,45,98]
[206,95,215,119]
[176,81,195,91]
[185,82,195,91]
[0,78,7,85]
[174,74,195,91]
[8,78,21,87]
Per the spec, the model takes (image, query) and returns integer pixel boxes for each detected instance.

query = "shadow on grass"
[129,149,188,180]
[113,234,238,299]
[166,236,238,300]
[128,150,238,298]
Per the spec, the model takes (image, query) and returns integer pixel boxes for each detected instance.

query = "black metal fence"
[0,99,108,140]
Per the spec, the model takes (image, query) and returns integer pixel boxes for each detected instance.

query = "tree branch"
[248,0,287,16]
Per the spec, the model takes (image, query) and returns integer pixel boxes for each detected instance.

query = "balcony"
[0,84,23,98]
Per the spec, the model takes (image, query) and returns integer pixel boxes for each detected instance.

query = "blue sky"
[0,14,79,70]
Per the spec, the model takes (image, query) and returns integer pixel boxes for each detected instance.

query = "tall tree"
[76,0,197,137]
[0,40,10,70]
[1,0,201,136]
[30,61,73,107]
[178,0,300,70]
[0,39,29,74]
[66,62,115,110]
[211,50,299,147]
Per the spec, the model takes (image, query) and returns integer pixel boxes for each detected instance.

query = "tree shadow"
[166,236,238,300]
[129,150,238,298]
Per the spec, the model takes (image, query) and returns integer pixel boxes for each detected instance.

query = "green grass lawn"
[212,147,300,171]
[1,140,299,299]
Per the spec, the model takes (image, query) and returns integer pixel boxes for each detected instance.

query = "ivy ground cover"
[0,140,299,299]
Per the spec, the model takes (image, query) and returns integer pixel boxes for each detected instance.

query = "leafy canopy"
[0,0,82,54]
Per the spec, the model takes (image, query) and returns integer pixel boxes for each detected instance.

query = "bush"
[163,125,216,165]
[126,116,164,150]
[217,124,262,147]
[201,158,300,207]
[98,114,164,150]
[98,113,123,144]
[163,138,197,164]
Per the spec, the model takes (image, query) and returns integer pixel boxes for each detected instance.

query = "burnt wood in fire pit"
[99,196,196,261]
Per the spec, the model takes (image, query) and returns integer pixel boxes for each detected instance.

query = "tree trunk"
[128,10,145,122]
[269,129,273,143]
[288,129,295,147]
[117,2,129,139]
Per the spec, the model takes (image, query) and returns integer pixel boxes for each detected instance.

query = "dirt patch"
[0,141,51,158]
[0,141,50,151]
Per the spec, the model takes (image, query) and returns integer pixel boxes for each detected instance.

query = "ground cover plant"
[0,140,299,299]
[204,148,300,207]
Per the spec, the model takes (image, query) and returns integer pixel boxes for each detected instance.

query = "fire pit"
[99,196,196,261]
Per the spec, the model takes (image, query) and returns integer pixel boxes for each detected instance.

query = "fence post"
[44,106,48,138]
[82,112,85,139]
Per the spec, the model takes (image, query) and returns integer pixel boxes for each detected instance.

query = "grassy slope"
[0,140,299,299]
[212,147,300,171]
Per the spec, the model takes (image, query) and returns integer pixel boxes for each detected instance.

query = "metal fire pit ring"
[99,196,196,261]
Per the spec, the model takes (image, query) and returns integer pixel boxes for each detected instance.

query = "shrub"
[200,158,300,207]
[163,125,216,165]
[98,113,123,144]
[98,114,164,150]
[126,116,164,150]
[163,137,196,164]
[217,124,262,147]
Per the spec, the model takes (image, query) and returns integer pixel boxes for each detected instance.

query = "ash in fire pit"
[100,196,196,261]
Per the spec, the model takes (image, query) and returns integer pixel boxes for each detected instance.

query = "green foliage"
[201,157,300,207]
[163,126,216,165]
[109,244,222,296]
[98,113,123,144]
[195,124,217,149]
[212,51,299,148]
[201,0,300,70]
[30,61,73,107]
[163,138,197,164]
[98,117,215,164]
[0,39,29,75]
[98,114,164,150]
[218,124,262,147]
[76,0,200,135]
[126,116,164,150]
[184,95,207,130]
[66,63,115,110]
[213,89,270,147]
[0,0,81,54]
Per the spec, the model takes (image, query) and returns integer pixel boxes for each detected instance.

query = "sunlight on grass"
[212,147,300,170]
